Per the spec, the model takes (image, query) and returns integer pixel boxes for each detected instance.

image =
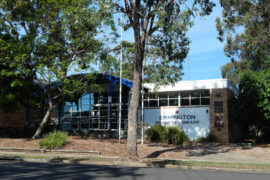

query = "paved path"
[0,160,269,180]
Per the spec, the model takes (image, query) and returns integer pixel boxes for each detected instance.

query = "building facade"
[141,79,238,142]
[0,75,238,142]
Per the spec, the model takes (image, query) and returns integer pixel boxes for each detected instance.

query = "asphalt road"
[0,160,269,180]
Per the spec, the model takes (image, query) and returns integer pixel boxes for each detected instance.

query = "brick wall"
[0,107,45,130]
[210,88,230,142]
[0,109,24,130]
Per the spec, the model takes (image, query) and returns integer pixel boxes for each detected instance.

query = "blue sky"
[182,1,228,81]
[119,0,229,81]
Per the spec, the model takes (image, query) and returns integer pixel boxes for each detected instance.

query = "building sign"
[138,107,210,141]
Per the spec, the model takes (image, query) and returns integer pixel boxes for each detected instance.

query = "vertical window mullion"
[189,93,191,106]
[157,94,159,107]
[200,92,202,106]
[179,93,181,107]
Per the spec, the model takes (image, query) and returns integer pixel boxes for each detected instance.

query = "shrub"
[146,125,189,146]
[165,126,189,146]
[196,133,216,143]
[146,124,166,142]
[39,131,68,150]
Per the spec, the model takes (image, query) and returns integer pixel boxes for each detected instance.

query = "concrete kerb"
[0,147,100,155]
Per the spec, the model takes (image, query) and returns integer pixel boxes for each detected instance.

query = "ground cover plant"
[39,131,68,150]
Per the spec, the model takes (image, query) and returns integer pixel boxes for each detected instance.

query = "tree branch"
[21,21,30,36]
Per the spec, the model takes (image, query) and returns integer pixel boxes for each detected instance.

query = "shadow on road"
[0,160,144,180]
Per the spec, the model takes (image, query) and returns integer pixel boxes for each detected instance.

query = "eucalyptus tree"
[216,0,270,84]
[113,0,215,156]
[0,0,42,110]
[99,40,134,80]
[1,0,115,138]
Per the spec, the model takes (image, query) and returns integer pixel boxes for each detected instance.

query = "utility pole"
[118,12,123,143]
[188,56,190,81]
[141,59,144,144]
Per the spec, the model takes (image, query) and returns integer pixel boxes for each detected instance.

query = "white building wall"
[138,107,210,141]
[144,79,238,95]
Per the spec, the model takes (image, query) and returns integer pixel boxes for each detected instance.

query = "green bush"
[196,133,216,143]
[39,131,68,150]
[146,125,189,146]
[146,124,166,142]
[165,126,189,146]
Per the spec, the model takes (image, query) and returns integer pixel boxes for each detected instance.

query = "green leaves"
[237,69,270,142]
[216,0,270,70]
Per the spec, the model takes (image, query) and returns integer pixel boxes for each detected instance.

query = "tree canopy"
[0,0,115,138]
[217,0,270,84]
[113,0,215,156]
[217,0,270,142]
[0,0,43,110]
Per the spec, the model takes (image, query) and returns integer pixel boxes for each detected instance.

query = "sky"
[119,0,229,81]
[182,1,228,81]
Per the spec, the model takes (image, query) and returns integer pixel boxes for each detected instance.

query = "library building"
[0,74,239,142]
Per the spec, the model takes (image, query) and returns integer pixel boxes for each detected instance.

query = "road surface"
[0,160,269,180]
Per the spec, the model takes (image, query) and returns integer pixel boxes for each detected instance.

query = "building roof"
[144,79,239,95]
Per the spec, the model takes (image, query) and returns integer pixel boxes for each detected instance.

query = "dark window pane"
[191,92,200,97]
[201,90,210,97]
[144,100,149,107]
[201,98,210,105]
[144,93,149,99]
[191,98,200,105]
[169,99,178,106]
[159,99,168,106]
[149,100,158,107]
[81,111,89,117]
[122,98,128,103]
[169,93,178,98]
[149,93,158,99]
[112,97,118,103]
[159,93,168,99]
[181,92,189,98]
[181,99,189,106]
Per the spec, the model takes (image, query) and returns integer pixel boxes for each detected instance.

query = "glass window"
[169,99,178,106]
[149,93,158,99]
[143,100,149,107]
[201,98,210,105]
[181,92,190,98]
[191,92,200,97]
[169,93,178,98]
[159,99,168,106]
[191,98,200,105]
[201,90,210,97]
[149,100,158,107]
[159,93,168,99]
[181,99,189,106]
[144,93,149,99]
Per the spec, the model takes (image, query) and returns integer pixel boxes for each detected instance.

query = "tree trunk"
[127,69,142,156]
[32,104,55,139]
[127,29,144,156]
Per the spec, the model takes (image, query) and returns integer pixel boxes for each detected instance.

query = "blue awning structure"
[105,74,133,88]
